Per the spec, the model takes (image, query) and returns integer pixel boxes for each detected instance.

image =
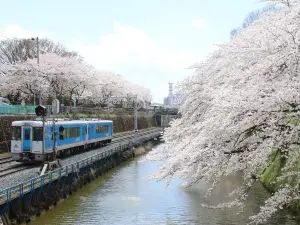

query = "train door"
[85,125,88,142]
[88,125,92,140]
[22,127,31,152]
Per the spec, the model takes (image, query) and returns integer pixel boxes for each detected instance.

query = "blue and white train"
[10,119,113,162]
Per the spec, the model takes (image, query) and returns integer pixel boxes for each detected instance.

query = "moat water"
[29,146,297,225]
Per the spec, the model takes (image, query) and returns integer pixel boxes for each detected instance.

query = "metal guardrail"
[0,130,162,205]
[0,103,177,116]
[0,106,36,114]
[0,105,156,116]
[53,106,155,116]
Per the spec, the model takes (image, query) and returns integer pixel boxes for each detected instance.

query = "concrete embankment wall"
[133,140,159,156]
[0,115,156,153]
[160,115,178,128]
[259,150,300,212]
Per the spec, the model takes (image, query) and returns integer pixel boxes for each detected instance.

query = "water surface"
[29,149,297,225]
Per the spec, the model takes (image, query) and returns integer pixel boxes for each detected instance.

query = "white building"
[163,82,181,109]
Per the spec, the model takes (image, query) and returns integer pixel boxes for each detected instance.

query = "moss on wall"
[259,113,300,191]
[260,150,282,191]
[259,149,300,212]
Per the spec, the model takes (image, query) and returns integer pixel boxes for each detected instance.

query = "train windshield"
[33,127,43,141]
[11,127,21,140]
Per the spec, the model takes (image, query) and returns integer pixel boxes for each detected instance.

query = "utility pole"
[74,95,77,107]
[37,37,39,64]
[104,95,139,146]
[52,99,59,161]
[36,37,42,105]
[42,114,45,160]
[107,97,110,114]
[52,115,56,160]
[38,101,61,176]
[31,37,40,106]
[133,95,139,146]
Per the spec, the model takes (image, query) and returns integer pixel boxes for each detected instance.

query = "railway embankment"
[0,129,162,225]
[1,148,136,225]
[0,115,156,153]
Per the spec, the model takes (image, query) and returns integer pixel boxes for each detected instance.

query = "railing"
[51,106,155,116]
[0,130,162,205]
[0,144,124,205]
[0,106,36,115]
[0,105,155,116]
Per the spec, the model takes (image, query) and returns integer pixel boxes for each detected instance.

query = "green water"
[29,152,297,225]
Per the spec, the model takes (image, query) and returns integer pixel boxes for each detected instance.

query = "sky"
[0,0,265,103]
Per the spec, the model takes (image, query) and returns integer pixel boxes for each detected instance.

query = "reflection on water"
[29,152,296,225]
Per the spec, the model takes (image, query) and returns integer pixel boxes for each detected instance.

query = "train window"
[64,128,70,138]
[50,127,54,140]
[11,127,21,140]
[96,125,108,133]
[33,127,43,141]
[59,126,64,140]
[102,125,108,133]
[63,127,80,138]
[24,129,30,140]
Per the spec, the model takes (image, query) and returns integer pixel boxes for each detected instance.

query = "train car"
[11,119,113,162]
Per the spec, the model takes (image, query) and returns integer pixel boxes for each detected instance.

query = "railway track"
[0,157,14,167]
[0,164,37,178]
[0,128,162,178]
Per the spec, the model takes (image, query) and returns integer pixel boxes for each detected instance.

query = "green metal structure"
[0,106,36,115]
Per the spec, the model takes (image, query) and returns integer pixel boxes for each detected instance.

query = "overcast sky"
[0,0,264,103]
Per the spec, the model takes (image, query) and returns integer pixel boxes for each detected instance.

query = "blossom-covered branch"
[146,1,300,224]
[0,38,151,106]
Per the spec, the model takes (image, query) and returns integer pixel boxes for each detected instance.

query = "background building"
[164,82,182,109]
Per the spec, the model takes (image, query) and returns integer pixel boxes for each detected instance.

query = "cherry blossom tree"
[0,38,81,103]
[258,0,296,7]
[0,38,78,64]
[146,2,300,224]
[27,52,94,104]
[0,38,152,107]
[0,52,92,105]
[230,5,278,38]
[2,63,43,101]
[83,71,151,108]
[119,76,152,108]
[83,71,124,106]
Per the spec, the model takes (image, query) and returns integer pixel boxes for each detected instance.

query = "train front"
[11,121,44,162]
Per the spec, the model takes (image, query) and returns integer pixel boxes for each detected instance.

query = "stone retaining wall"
[0,148,135,225]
